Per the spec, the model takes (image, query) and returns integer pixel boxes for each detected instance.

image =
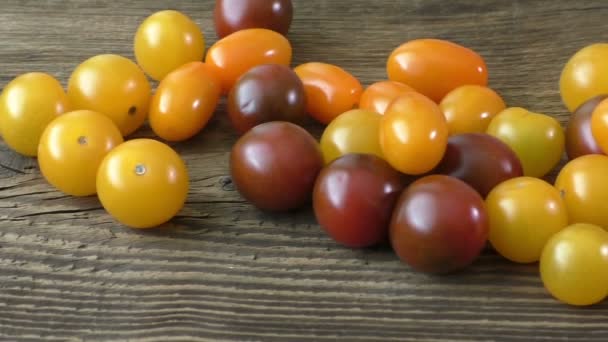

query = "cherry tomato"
[319,109,383,164]
[149,62,221,142]
[434,133,523,198]
[387,38,488,102]
[96,139,189,229]
[38,110,123,196]
[230,121,323,211]
[67,54,151,136]
[0,72,70,156]
[390,175,489,274]
[540,223,608,306]
[591,98,608,154]
[560,43,608,113]
[214,0,293,38]
[313,154,405,248]
[134,10,206,81]
[228,64,306,134]
[486,177,568,263]
[379,92,448,175]
[486,107,565,178]
[294,62,363,125]
[358,81,415,115]
[439,85,506,135]
[205,28,292,94]
[555,154,608,228]
[566,95,607,160]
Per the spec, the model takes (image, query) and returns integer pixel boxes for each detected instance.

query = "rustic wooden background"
[1,0,607,341]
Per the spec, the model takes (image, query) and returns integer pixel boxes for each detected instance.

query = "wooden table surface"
[1,0,608,341]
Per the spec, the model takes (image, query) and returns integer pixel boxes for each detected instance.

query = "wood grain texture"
[1,0,608,341]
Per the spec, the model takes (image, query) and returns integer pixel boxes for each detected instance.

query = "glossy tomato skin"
[134,10,205,81]
[380,92,448,175]
[555,154,608,228]
[433,133,523,198]
[440,85,506,135]
[214,0,293,38]
[0,72,70,156]
[230,121,324,211]
[566,95,607,160]
[228,64,306,134]
[38,110,123,196]
[294,62,363,125]
[97,139,189,229]
[313,154,406,248]
[390,175,489,274]
[358,81,414,115]
[540,223,608,306]
[486,177,568,263]
[486,107,565,178]
[387,39,488,102]
[149,62,221,142]
[319,109,383,164]
[205,28,292,94]
[590,98,608,154]
[67,54,151,137]
[560,43,608,113]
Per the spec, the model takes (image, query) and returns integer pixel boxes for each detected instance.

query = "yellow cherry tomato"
[96,139,189,229]
[486,107,565,178]
[134,10,205,81]
[590,98,608,153]
[486,177,568,263]
[560,43,608,113]
[67,54,151,136]
[149,62,221,142]
[379,92,448,175]
[38,110,123,196]
[439,85,506,135]
[540,223,608,306]
[555,154,608,228]
[0,72,70,156]
[319,109,383,164]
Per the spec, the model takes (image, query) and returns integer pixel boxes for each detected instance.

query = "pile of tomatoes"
[2,0,608,307]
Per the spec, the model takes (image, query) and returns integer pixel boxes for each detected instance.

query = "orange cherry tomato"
[380,92,449,175]
[387,39,488,102]
[358,80,415,115]
[294,62,363,125]
[149,62,221,142]
[205,28,292,94]
[440,85,506,135]
[38,110,123,196]
[560,43,608,113]
[590,98,608,154]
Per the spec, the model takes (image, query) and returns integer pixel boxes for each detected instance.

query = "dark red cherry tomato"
[230,121,323,211]
[313,154,406,248]
[433,133,523,197]
[214,0,293,38]
[228,64,307,134]
[566,94,607,160]
[389,175,489,274]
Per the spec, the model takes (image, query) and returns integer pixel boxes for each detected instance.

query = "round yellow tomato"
[440,85,506,135]
[560,43,608,113]
[96,139,189,229]
[380,92,448,175]
[486,107,565,178]
[38,110,123,196]
[149,62,221,142]
[67,54,151,136]
[0,72,70,156]
[319,109,383,164]
[555,154,608,228]
[540,223,608,306]
[134,10,206,81]
[486,177,568,263]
